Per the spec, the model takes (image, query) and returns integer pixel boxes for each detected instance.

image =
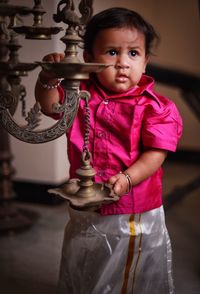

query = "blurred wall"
[8,0,200,184]
[151,0,200,151]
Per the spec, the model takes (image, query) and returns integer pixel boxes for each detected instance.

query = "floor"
[0,161,200,294]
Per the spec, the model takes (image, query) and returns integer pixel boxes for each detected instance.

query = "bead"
[38,77,63,90]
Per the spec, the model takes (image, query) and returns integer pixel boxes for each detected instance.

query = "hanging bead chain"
[80,90,91,159]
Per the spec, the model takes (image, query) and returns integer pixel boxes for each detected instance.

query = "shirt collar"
[81,74,161,105]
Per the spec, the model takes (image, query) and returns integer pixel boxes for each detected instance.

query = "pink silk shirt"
[57,74,183,215]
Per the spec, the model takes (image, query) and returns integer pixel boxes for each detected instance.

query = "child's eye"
[129,50,138,57]
[107,49,118,56]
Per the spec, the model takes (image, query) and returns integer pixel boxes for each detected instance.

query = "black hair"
[83,7,159,56]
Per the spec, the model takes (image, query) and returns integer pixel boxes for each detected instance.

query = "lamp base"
[48,179,119,211]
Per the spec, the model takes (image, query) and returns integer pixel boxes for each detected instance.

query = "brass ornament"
[49,92,119,210]
[0,0,118,211]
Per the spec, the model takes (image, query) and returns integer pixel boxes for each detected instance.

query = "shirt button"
[103,100,108,105]
[99,131,105,138]
[98,170,105,177]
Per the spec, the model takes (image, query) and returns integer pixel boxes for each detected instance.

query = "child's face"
[85,27,148,93]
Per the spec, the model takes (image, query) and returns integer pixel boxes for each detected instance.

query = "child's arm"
[108,149,167,196]
[35,53,64,114]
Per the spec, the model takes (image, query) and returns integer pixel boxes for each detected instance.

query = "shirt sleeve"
[142,99,183,152]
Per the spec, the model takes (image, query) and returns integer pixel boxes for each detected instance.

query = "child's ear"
[83,51,93,62]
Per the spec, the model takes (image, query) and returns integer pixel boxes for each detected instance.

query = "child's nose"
[115,54,130,69]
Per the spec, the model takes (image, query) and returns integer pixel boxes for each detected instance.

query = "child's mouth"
[116,75,128,82]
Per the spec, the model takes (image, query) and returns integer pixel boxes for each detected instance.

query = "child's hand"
[108,173,128,196]
[40,52,65,80]
[43,52,65,63]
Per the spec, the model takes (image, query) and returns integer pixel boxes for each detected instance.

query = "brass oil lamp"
[0,0,119,212]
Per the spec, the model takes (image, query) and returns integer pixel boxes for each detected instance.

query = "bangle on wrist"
[38,76,63,90]
[124,173,132,193]
[119,171,133,194]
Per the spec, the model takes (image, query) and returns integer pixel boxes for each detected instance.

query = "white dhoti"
[57,206,174,294]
